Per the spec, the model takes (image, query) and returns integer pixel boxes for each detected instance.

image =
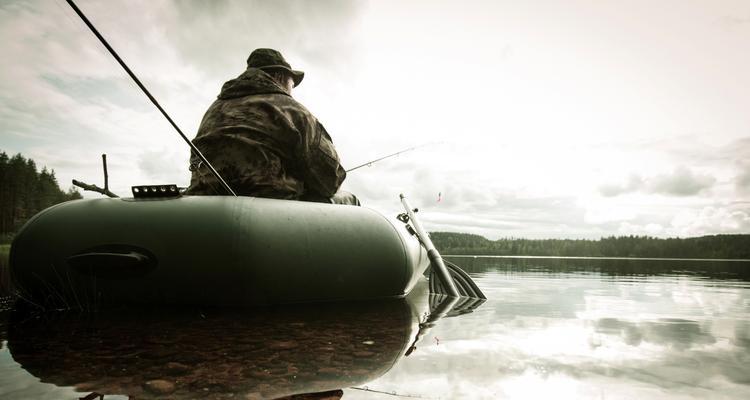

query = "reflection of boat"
[8,281,431,400]
[9,196,430,308]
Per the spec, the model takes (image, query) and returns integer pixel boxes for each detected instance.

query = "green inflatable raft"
[9,195,430,308]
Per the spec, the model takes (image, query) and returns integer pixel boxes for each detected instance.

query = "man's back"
[186,67,346,200]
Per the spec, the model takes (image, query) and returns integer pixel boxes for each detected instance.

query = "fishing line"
[63,0,236,196]
[346,142,439,173]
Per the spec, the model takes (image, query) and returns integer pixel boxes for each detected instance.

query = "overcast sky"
[1,0,749,239]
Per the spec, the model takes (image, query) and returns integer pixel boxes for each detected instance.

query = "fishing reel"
[397,208,418,223]
[397,209,419,236]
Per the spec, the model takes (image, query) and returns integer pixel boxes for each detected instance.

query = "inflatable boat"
[19,2,484,310]
[10,193,431,309]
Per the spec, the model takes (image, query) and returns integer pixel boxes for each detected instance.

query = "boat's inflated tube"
[10,196,430,308]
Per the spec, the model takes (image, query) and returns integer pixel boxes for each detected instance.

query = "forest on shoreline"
[430,232,750,259]
[0,151,82,243]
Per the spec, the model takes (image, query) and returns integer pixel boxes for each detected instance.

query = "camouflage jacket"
[186,68,346,200]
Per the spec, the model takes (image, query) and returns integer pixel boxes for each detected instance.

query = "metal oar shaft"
[64,0,236,196]
[399,194,460,297]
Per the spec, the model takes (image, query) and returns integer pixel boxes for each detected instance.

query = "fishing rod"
[63,0,236,196]
[346,143,436,173]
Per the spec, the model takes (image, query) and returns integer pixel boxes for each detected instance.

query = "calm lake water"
[1,256,749,399]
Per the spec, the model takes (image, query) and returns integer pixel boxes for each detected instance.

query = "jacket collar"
[218,68,290,99]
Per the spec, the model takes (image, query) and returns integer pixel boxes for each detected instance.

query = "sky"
[1,0,749,239]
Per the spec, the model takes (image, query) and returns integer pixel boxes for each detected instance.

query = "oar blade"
[428,259,486,300]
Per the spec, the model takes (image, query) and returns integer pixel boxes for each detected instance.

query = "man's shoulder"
[248,93,316,119]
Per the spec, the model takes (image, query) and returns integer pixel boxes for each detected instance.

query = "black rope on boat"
[63,0,236,197]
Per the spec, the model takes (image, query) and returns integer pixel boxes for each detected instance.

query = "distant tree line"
[430,232,750,259]
[0,151,82,243]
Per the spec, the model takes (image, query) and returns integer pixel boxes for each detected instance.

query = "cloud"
[736,164,750,193]
[599,167,716,197]
[608,203,750,238]
[718,15,750,29]
[721,137,750,160]
[421,194,593,239]
[648,166,716,196]
[617,221,666,236]
[137,147,190,184]
[598,174,644,197]
[671,205,750,237]
[168,0,367,79]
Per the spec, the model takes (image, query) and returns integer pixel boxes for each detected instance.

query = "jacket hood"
[218,68,290,100]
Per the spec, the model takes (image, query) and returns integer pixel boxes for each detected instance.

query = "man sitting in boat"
[186,48,359,205]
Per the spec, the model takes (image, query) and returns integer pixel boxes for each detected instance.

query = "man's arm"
[294,117,346,199]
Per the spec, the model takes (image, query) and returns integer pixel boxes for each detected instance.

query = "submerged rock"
[143,379,175,395]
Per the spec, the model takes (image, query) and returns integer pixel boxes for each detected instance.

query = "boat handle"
[68,251,151,264]
[67,246,157,279]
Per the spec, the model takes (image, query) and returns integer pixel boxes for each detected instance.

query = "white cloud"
[736,164,750,193]
[618,222,665,236]
[599,167,717,197]
[137,147,190,185]
[671,206,750,237]
[648,167,717,196]
[598,174,645,197]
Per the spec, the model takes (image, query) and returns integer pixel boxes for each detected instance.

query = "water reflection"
[346,258,750,399]
[594,318,716,349]
[1,280,467,400]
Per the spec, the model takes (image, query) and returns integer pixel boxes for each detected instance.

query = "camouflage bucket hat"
[246,48,305,87]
